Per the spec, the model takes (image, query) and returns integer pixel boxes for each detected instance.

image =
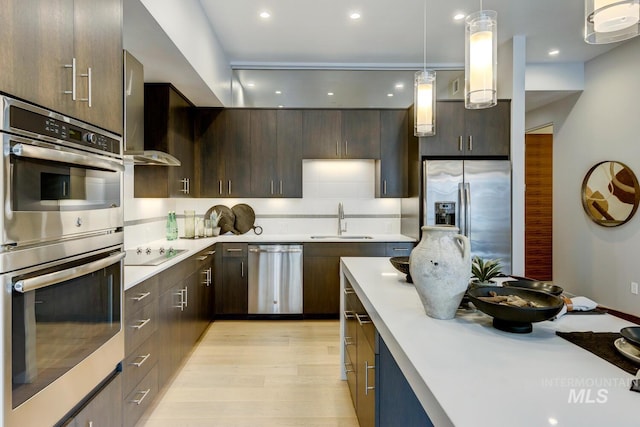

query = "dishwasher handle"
[248,247,302,254]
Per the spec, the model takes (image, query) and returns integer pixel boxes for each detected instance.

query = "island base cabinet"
[377,337,433,427]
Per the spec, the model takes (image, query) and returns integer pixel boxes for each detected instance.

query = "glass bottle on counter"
[166,211,178,240]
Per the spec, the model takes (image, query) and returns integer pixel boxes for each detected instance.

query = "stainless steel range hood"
[123,50,180,166]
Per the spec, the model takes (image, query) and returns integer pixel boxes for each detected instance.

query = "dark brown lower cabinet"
[121,244,215,426]
[303,242,415,316]
[215,243,248,316]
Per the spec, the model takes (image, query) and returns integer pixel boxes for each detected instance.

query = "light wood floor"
[138,320,358,427]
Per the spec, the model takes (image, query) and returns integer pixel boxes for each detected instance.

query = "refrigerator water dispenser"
[435,202,456,225]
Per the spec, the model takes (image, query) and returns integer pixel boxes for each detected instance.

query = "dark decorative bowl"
[621,327,640,348]
[467,286,564,333]
[389,256,412,283]
[502,279,564,296]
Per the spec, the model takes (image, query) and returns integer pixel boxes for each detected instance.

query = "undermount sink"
[310,235,373,240]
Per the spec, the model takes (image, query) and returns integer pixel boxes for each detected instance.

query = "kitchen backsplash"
[124,159,401,248]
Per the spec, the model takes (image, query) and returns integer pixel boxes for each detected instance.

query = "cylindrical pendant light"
[585,0,640,44]
[465,10,497,109]
[414,0,436,136]
[414,70,436,136]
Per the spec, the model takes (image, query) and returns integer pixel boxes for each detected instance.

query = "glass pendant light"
[585,0,640,44]
[414,0,436,136]
[465,1,497,109]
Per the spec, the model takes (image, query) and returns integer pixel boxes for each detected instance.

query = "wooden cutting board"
[206,205,238,234]
[232,203,255,234]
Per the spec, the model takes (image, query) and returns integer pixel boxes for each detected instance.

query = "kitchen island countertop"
[124,233,414,290]
[340,257,639,427]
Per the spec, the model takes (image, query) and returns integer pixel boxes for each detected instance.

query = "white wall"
[526,37,640,315]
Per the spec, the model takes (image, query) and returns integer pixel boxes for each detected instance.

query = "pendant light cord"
[423,0,427,72]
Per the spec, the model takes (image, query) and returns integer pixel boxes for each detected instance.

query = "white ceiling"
[124,0,631,109]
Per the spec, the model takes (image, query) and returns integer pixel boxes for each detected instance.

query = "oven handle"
[11,142,124,173]
[13,252,125,293]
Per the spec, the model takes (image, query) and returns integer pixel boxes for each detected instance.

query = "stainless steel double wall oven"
[0,95,125,426]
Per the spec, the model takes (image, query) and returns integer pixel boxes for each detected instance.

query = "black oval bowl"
[389,256,412,283]
[620,327,640,348]
[467,286,564,332]
[502,280,564,296]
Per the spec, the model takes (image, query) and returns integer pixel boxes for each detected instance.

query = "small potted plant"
[469,256,502,288]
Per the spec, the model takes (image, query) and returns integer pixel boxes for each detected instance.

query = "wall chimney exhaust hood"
[123,50,180,166]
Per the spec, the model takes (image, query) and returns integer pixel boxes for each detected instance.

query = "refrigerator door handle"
[458,182,466,235]
[464,182,471,238]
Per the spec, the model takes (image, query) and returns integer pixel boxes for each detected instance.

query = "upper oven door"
[2,135,124,246]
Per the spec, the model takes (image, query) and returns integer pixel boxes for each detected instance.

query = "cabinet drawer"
[123,332,158,398]
[385,242,414,256]
[344,345,357,407]
[123,364,158,427]
[222,243,247,258]
[125,300,158,355]
[125,276,158,318]
[304,242,386,257]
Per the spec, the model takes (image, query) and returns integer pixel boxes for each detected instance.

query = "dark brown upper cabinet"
[421,100,510,157]
[135,84,194,198]
[0,0,123,134]
[376,110,414,198]
[250,110,303,198]
[303,110,381,159]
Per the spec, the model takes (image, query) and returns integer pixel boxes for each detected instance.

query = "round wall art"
[581,161,640,227]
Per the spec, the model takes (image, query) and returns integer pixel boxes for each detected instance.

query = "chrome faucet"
[338,202,347,235]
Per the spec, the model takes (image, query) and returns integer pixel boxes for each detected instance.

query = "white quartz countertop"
[340,257,639,427]
[124,234,413,290]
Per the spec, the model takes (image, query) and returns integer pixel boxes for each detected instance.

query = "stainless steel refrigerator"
[423,160,512,273]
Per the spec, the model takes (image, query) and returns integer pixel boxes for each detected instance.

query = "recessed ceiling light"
[395,83,405,89]
[275,90,282,94]
[387,93,394,97]
[259,11,271,19]
[350,12,361,20]
[327,92,334,96]
[246,82,255,88]
[548,49,560,56]
[453,12,466,21]
[278,105,284,108]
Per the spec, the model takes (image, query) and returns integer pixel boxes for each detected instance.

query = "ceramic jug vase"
[409,226,471,320]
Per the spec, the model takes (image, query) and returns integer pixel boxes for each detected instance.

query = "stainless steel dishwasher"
[248,244,303,314]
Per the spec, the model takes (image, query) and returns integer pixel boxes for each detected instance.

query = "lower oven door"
[2,245,124,426]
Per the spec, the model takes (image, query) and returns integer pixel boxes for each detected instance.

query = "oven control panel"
[8,105,120,155]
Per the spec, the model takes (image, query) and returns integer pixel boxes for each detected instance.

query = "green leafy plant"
[471,256,502,283]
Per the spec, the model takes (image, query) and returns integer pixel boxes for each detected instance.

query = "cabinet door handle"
[458,136,463,152]
[383,180,387,195]
[228,180,232,194]
[131,389,151,405]
[279,180,283,195]
[186,178,190,194]
[131,292,151,301]
[336,140,339,156]
[241,261,244,278]
[345,140,348,156]
[64,57,77,100]
[392,247,409,252]
[344,287,355,295]
[344,336,355,346]
[468,135,473,151]
[180,178,189,194]
[130,353,151,367]
[344,362,354,374]
[130,318,151,330]
[226,248,243,252]
[270,180,274,195]
[79,67,92,107]
[183,286,188,309]
[196,255,208,261]
[356,313,372,325]
[364,360,375,395]
[219,180,223,195]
